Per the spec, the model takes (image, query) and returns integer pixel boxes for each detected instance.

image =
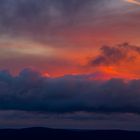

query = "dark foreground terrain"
[0,127,140,140]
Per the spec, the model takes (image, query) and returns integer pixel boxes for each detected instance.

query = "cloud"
[0,68,140,114]
[90,43,140,66]
[0,0,136,47]
[0,0,96,35]
[125,0,140,6]
[1,110,140,129]
[0,0,102,49]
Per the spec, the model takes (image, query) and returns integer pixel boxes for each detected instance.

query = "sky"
[0,0,140,130]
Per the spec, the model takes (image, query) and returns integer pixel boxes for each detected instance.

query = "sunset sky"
[0,0,140,130]
[0,0,140,78]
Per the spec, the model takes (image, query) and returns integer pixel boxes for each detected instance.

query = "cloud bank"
[0,68,140,114]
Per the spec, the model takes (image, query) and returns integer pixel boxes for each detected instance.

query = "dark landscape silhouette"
[0,127,140,140]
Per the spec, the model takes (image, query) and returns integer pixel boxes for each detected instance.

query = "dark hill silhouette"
[0,127,140,140]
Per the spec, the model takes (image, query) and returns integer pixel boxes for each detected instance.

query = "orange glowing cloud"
[99,66,139,80]
[88,43,140,80]
[125,0,140,6]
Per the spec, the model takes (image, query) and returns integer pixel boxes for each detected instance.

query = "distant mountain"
[0,127,140,140]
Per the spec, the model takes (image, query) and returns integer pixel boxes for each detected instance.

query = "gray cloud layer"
[0,0,136,46]
[0,0,98,36]
[0,68,140,114]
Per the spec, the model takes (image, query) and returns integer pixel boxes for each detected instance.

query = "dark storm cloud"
[90,43,140,66]
[0,68,140,114]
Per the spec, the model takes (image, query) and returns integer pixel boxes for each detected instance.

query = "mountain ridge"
[0,127,140,140]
